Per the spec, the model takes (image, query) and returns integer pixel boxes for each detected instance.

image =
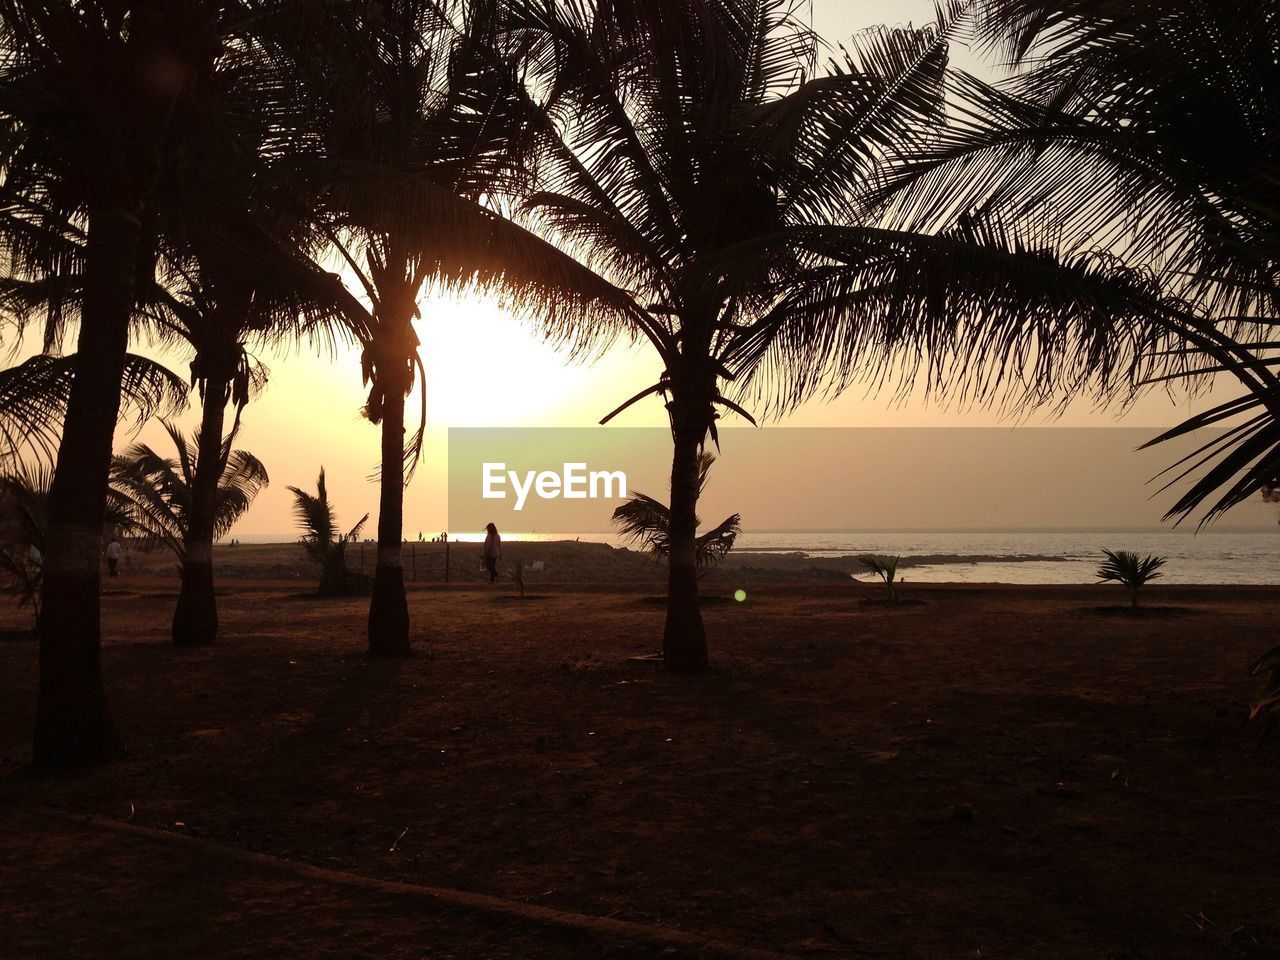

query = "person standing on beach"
[482,523,502,583]
[106,537,121,578]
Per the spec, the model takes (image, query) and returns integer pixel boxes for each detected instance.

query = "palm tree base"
[172,560,218,646]
[662,590,708,672]
[34,571,127,767]
[367,565,410,656]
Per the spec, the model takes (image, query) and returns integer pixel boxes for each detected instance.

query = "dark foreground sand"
[2,577,1279,959]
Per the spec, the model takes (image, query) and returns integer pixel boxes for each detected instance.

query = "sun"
[411,292,660,429]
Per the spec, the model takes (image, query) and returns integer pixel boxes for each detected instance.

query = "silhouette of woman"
[482,522,502,583]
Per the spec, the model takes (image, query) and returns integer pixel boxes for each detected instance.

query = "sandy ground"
[2,576,1279,959]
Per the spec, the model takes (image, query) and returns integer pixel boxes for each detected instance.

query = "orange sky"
[101,2,1267,536]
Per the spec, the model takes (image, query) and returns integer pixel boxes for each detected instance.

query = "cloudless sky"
[114,1,1259,537]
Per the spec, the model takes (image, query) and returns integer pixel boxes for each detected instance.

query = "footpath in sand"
[3,809,775,960]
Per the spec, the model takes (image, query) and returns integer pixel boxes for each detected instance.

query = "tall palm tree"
[0,217,330,650]
[139,27,363,647]
[252,0,641,656]
[145,232,357,646]
[0,1,233,765]
[506,0,1183,670]
[110,420,268,568]
[884,0,1280,523]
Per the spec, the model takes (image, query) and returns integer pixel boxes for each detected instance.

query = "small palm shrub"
[506,559,526,598]
[288,468,369,595]
[1249,645,1280,721]
[612,452,741,576]
[1096,549,1167,610]
[856,554,902,603]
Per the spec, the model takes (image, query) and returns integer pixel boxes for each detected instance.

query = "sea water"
[230,529,1280,585]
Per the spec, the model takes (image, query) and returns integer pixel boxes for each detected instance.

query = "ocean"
[235,528,1280,585]
[723,529,1280,585]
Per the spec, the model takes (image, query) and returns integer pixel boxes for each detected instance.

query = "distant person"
[482,522,502,583]
[106,537,121,577]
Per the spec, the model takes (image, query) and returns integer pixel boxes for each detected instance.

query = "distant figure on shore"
[482,522,502,583]
[106,537,121,578]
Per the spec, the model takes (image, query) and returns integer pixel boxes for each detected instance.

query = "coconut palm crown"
[110,421,269,562]
[883,0,1280,523]
[504,0,1186,669]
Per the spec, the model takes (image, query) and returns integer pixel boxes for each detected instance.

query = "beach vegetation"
[1096,549,1166,611]
[506,559,527,598]
[111,421,268,588]
[508,0,1188,671]
[1249,644,1280,722]
[2,0,1267,765]
[612,453,741,576]
[896,1,1280,525]
[856,554,903,604]
[0,464,137,631]
[251,0,631,657]
[289,468,370,597]
[0,0,239,766]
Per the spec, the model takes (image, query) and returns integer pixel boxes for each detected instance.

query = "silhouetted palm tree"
[612,452,741,574]
[0,1,235,765]
[139,46,362,646]
[0,222,333,648]
[0,352,186,466]
[889,0,1280,523]
[289,468,370,596]
[1096,548,1166,611]
[145,228,357,645]
[507,0,1181,670]
[252,0,639,655]
[110,420,268,570]
[0,464,136,631]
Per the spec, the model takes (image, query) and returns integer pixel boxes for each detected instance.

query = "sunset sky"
[110,0,1263,537]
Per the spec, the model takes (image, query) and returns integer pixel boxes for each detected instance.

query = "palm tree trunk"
[368,374,410,656]
[663,404,707,671]
[33,203,140,767]
[172,369,230,647]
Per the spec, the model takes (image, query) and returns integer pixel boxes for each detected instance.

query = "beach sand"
[2,566,1278,958]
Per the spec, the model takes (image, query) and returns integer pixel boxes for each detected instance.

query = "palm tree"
[885,0,1280,524]
[288,468,370,596]
[0,1,233,765]
[856,555,903,604]
[1096,549,1166,611]
[612,452,741,575]
[0,217,336,650]
[0,352,187,467]
[138,46,362,647]
[0,464,137,631]
[110,421,268,573]
[506,0,1183,670]
[251,0,639,656]
[144,229,358,645]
